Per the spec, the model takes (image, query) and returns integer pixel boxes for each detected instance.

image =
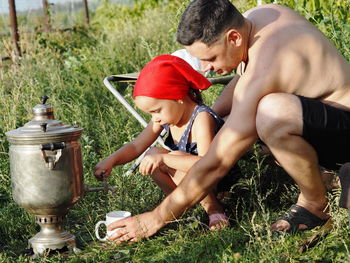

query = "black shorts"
[299,95,350,170]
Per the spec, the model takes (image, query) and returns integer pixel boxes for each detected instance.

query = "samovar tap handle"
[102,172,109,193]
[84,172,117,195]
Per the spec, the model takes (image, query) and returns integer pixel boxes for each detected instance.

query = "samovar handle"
[41,142,65,151]
[40,142,66,170]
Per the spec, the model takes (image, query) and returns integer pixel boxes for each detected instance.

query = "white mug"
[95,210,131,241]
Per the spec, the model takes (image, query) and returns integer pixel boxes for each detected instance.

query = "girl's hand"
[94,157,115,181]
[139,154,164,175]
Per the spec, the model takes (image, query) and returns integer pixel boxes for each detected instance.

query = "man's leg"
[255,93,329,231]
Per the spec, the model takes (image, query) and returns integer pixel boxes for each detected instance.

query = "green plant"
[0,0,349,262]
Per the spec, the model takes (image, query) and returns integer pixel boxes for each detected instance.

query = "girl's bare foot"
[209,213,230,230]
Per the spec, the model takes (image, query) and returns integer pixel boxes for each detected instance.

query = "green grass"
[0,0,350,262]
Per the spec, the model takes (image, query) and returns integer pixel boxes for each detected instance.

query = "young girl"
[94,55,236,229]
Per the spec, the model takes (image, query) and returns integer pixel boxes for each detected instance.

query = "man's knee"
[256,93,302,142]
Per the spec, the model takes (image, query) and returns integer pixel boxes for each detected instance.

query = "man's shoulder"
[245,3,307,32]
[244,4,292,17]
[245,4,319,68]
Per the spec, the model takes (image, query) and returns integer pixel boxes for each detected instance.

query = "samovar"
[6,95,84,255]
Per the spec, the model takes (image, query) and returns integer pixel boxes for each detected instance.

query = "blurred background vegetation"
[0,0,349,262]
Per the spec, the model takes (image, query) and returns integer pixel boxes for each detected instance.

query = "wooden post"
[82,0,89,25]
[8,0,21,57]
[42,0,51,31]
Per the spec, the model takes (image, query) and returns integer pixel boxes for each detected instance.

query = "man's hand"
[139,154,164,175]
[108,210,166,243]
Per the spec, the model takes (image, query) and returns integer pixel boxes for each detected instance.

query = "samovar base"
[29,230,77,255]
[29,215,79,255]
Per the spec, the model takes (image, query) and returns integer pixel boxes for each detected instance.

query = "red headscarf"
[133,55,211,100]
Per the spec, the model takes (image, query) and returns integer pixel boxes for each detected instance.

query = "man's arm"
[108,72,268,243]
[155,75,261,221]
[211,74,240,118]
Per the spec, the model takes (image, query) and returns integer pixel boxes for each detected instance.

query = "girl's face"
[134,96,184,126]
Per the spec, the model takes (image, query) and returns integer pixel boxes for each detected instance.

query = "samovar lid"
[6,95,83,144]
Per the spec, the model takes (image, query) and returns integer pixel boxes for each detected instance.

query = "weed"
[0,0,349,262]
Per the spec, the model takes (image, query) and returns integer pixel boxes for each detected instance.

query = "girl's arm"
[159,111,217,172]
[94,121,163,180]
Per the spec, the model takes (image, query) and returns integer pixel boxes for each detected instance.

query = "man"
[105,0,350,242]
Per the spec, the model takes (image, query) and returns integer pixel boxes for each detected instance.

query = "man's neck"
[242,18,253,64]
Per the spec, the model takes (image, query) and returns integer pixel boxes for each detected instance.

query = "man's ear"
[226,29,242,46]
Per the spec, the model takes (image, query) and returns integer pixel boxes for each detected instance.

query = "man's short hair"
[177,0,245,46]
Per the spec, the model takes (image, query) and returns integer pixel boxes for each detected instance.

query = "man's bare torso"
[244,4,350,110]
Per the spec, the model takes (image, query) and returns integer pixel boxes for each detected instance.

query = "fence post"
[42,0,52,31]
[8,0,21,57]
[82,0,89,25]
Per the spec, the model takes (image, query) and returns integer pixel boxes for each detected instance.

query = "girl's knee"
[145,146,169,156]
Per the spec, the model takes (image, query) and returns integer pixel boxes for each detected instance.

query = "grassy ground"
[0,0,350,262]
